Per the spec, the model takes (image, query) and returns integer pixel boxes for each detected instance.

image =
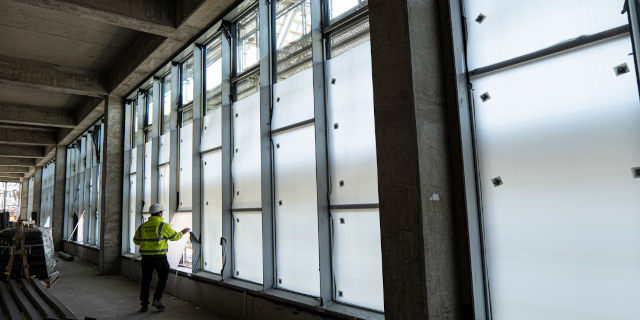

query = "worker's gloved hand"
[181,227,191,234]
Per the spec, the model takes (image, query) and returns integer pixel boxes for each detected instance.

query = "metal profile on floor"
[20,279,58,320]
[0,281,21,320]
[31,279,78,320]
[8,279,40,320]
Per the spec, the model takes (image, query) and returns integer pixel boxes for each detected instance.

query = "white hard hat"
[149,203,164,214]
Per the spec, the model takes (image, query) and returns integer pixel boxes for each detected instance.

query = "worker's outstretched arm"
[162,224,189,242]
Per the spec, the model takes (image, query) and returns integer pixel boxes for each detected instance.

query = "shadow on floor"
[49,256,231,320]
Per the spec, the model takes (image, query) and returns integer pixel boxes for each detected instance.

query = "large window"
[462,1,640,319]
[237,6,260,73]
[122,0,382,314]
[0,182,21,221]
[162,74,171,135]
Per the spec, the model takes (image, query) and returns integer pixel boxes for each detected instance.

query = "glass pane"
[464,0,628,70]
[132,100,138,147]
[276,0,312,81]
[329,0,366,20]
[472,36,640,319]
[231,93,262,209]
[181,107,193,127]
[330,17,370,59]
[144,129,152,143]
[237,7,260,73]
[236,72,260,101]
[206,36,223,115]
[162,74,171,135]
[146,87,153,126]
[182,57,194,105]
[202,151,223,274]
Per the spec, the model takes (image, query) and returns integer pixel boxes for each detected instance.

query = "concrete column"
[32,166,42,219]
[51,147,67,250]
[100,95,124,275]
[20,180,28,220]
[369,0,469,319]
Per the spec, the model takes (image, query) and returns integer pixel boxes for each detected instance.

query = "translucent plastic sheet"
[472,37,640,320]
[232,92,262,209]
[201,111,222,152]
[332,209,384,311]
[168,212,192,270]
[325,41,379,205]
[130,148,137,173]
[464,0,628,70]
[272,68,314,130]
[273,125,320,296]
[233,212,263,284]
[158,164,170,215]
[143,141,152,212]
[159,133,170,165]
[202,151,223,274]
[179,124,193,211]
[27,178,33,216]
[128,174,136,254]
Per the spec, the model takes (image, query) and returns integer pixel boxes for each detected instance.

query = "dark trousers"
[140,255,170,305]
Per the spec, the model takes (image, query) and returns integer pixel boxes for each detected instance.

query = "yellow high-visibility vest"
[133,216,183,255]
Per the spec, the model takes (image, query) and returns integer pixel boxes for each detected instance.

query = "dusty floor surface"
[49,256,231,320]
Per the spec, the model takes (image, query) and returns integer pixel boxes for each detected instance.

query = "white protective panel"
[326,42,379,205]
[332,209,384,311]
[158,164,170,214]
[465,0,628,70]
[231,92,262,209]
[200,110,222,152]
[233,212,263,284]
[158,133,170,165]
[472,37,640,320]
[128,174,136,253]
[202,151,223,274]
[273,125,320,296]
[272,68,314,130]
[143,141,152,212]
[168,212,192,270]
[130,148,137,173]
[179,124,193,210]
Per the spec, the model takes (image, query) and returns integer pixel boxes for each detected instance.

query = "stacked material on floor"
[0,278,78,320]
[0,227,59,285]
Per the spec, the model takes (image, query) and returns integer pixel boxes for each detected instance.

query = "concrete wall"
[63,241,100,266]
[120,257,378,320]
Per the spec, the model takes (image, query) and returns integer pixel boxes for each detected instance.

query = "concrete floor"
[49,256,231,320]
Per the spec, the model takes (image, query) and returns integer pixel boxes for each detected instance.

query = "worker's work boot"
[152,299,166,310]
[140,304,149,312]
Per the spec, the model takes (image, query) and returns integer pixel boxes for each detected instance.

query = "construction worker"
[133,203,190,312]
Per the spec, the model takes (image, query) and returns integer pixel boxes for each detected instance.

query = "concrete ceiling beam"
[0,167,31,173]
[0,158,36,167]
[0,55,106,97]
[0,178,22,183]
[8,0,176,37]
[57,98,104,146]
[0,128,57,146]
[110,0,239,96]
[0,103,76,128]
[0,173,25,178]
[35,146,56,167]
[0,146,45,158]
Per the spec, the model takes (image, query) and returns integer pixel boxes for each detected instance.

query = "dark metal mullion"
[329,204,378,210]
[169,63,180,222]
[232,208,263,213]
[259,0,275,290]
[192,44,205,272]
[448,0,490,319]
[270,118,315,135]
[311,0,332,306]
[469,25,630,78]
[626,0,640,100]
